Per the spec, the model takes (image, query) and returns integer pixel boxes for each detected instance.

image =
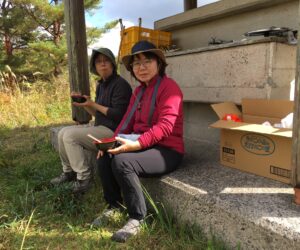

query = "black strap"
[119,86,145,133]
[119,77,162,133]
[148,77,161,125]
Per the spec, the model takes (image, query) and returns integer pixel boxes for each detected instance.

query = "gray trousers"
[58,124,114,180]
[97,146,183,220]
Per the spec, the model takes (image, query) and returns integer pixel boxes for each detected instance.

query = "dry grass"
[0,74,72,128]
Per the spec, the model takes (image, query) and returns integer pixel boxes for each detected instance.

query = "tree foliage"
[0,0,117,79]
[0,1,38,56]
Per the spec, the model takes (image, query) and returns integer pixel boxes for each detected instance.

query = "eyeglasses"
[95,59,110,64]
[131,59,153,69]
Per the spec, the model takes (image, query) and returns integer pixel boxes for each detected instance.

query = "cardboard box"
[210,99,294,184]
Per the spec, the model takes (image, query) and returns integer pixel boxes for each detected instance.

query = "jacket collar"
[100,72,117,85]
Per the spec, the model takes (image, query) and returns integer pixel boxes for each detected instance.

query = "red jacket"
[115,75,184,154]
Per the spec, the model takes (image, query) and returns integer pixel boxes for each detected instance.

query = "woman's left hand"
[107,137,142,155]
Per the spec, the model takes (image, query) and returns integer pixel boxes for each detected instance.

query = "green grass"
[0,74,233,249]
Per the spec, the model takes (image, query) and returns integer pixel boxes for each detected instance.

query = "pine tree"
[0,0,117,78]
[0,0,38,67]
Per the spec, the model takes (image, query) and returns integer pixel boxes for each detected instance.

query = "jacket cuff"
[138,137,146,149]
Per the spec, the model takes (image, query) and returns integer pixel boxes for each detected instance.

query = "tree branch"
[20,4,55,38]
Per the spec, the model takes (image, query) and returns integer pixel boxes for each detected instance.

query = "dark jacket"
[94,73,132,131]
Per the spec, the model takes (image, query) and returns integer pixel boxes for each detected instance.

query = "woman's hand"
[107,137,142,155]
[70,93,99,117]
[72,95,93,107]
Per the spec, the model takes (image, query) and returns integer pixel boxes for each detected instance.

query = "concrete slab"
[143,159,300,249]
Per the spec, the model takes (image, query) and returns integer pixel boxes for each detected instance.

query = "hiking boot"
[111,218,143,242]
[50,171,76,185]
[91,208,119,228]
[72,178,91,194]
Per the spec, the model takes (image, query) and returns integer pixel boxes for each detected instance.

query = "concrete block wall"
[165,40,296,103]
[183,102,220,162]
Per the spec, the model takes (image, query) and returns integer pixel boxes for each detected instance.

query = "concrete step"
[143,159,300,249]
[50,126,300,249]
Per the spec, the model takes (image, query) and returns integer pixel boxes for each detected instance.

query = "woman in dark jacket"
[50,48,132,194]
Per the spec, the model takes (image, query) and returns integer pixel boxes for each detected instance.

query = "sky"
[85,0,219,55]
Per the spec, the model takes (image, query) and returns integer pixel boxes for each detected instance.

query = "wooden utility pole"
[291,1,300,188]
[184,0,197,11]
[64,0,91,124]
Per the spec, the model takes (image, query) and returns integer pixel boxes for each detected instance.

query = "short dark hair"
[128,52,167,81]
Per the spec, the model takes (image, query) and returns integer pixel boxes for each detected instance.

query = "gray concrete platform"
[50,127,300,249]
[143,159,300,249]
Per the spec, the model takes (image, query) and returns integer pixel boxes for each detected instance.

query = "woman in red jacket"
[94,40,184,242]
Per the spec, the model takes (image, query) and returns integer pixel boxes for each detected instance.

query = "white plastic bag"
[117,134,141,141]
[281,113,293,129]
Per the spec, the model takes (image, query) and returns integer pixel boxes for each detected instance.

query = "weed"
[20,209,35,250]
[142,184,210,249]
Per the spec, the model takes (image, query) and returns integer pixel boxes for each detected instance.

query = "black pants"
[97,145,183,220]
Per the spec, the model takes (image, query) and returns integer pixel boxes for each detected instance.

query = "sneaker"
[111,218,142,242]
[91,208,119,228]
[50,171,76,185]
[72,178,91,194]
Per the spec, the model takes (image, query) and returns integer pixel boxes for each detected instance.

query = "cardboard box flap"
[210,120,292,138]
[211,102,241,119]
[242,114,281,124]
[242,99,293,118]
